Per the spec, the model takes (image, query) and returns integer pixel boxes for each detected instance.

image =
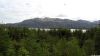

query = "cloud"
[0,0,100,23]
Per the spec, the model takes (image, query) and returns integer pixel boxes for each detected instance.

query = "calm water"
[29,28,87,33]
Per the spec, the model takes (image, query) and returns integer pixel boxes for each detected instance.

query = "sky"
[0,0,100,23]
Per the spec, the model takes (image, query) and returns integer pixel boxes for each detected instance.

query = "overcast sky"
[0,0,100,23]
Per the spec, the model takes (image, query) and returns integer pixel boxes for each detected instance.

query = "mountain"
[6,17,98,29]
[94,20,100,24]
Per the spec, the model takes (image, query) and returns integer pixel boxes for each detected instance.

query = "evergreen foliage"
[0,26,99,56]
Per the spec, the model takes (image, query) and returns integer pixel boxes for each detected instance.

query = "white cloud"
[0,0,100,23]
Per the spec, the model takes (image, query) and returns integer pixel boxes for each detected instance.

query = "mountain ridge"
[5,17,99,29]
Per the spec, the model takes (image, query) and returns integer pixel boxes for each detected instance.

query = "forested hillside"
[6,18,98,29]
[0,26,100,56]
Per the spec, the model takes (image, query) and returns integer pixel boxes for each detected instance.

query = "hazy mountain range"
[5,17,100,29]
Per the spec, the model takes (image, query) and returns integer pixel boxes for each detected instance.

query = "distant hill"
[6,17,98,29]
[94,20,100,24]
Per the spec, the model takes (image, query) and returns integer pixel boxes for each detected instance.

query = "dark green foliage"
[0,26,99,56]
[94,28,100,55]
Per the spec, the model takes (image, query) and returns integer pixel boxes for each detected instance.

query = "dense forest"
[0,25,100,56]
